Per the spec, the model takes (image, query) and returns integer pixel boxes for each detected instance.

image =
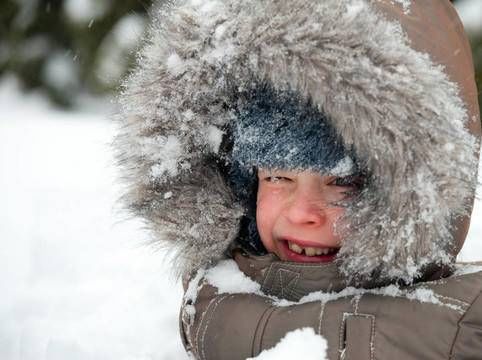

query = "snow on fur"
[388,0,411,14]
[115,0,479,284]
[454,263,482,276]
[247,328,328,360]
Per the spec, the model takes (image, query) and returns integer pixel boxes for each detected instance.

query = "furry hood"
[115,0,481,284]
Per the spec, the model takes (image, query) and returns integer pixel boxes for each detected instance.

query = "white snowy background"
[1,1,481,359]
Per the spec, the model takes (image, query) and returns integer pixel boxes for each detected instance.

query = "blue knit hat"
[231,88,354,175]
[225,84,360,254]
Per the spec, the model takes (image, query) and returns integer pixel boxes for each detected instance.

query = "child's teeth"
[287,241,337,257]
[289,242,303,254]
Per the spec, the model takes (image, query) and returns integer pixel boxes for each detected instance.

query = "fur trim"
[115,0,478,283]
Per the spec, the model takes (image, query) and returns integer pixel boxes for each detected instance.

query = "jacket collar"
[232,248,454,301]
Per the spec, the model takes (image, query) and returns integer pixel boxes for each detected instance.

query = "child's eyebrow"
[258,168,294,175]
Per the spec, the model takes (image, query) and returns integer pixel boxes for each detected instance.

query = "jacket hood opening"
[115,0,480,286]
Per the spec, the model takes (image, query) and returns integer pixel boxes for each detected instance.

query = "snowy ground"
[1,1,481,357]
[0,78,187,360]
[1,64,482,360]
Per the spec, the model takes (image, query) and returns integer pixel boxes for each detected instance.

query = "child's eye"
[265,176,291,183]
[331,177,353,187]
[330,175,362,187]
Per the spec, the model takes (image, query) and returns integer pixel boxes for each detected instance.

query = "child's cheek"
[328,207,347,239]
[256,189,284,226]
[256,191,282,253]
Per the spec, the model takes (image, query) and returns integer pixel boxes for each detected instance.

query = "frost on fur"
[115,0,479,284]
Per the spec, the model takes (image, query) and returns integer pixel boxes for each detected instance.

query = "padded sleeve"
[450,290,482,359]
[179,281,323,360]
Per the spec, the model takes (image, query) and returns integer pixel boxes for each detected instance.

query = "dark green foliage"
[1,0,153,108]
[469,33,482,120]
[0,0,480,119]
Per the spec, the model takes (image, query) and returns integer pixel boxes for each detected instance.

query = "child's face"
[256,169,358,263]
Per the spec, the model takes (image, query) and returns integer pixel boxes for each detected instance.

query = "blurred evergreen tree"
[469,33,482,119]
[0,0,480,117]
[1,0,153,108]
[452,0,482,124]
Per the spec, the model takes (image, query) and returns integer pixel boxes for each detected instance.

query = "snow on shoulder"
[454,263,482,276]
[247,328,328,360]
[205,259,262,294]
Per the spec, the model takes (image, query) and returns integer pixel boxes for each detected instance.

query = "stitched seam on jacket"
[252,306,277,357]
[318,302,326,334]
[355,295,376,360]
[353,295,362,315]
[195,295,228,360]
[262,263,337,297]
[448,289,482,359]
[261,264,274,290]
[370,314,376,360]
[276,268,300,299]
[193,296,217,355]
[339,312,376,360]
[338,312,345,359]
[200,295,230,360]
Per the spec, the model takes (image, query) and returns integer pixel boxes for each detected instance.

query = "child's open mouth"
[280,238,340,263]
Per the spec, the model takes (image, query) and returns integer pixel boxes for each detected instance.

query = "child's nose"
[285,191,326,226]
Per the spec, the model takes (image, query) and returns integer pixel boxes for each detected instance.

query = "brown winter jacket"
[180,252,482,360]
[174,1,482,359]
[115,0,482,359]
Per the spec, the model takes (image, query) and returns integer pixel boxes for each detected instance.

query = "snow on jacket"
[180,252,482,360]
[115,0,482,359]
